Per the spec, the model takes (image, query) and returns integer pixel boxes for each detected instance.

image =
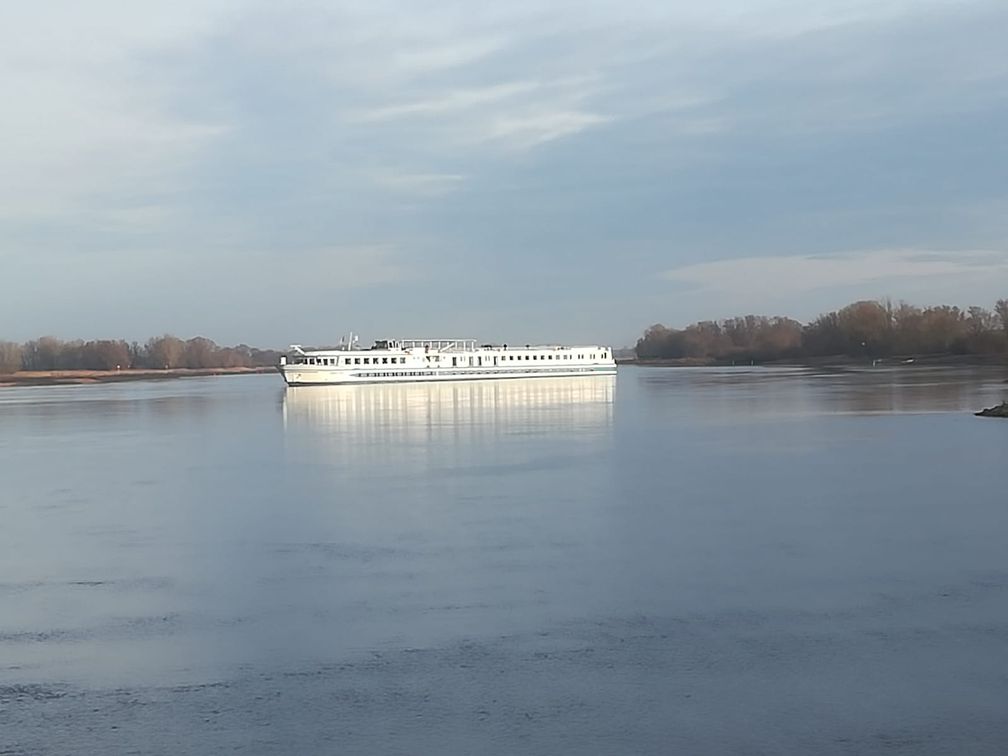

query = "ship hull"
[280,364,617,386]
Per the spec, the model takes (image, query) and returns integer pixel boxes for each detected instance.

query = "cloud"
[2,0,1007,346]
[659,248,1008,296]
[350,82,542,122]
[370,172,466,196]
[347,76,610,150]
[0,1,233,221]
[482,110,613,149]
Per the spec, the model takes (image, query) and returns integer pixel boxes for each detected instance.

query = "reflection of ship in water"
[281,375,616,444]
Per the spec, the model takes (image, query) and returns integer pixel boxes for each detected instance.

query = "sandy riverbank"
[0,366,277,387]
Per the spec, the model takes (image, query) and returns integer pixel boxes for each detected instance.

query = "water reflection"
[281,375,616,439]
[634,365,1006,420]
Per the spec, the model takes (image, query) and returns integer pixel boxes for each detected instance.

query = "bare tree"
[0,341,22,373]
[21,337,65,370]
[183,337,218,369]
[637,297,1004,361]
[82,340,131,370]
[145,335,185,369]
[995,299,1008,342]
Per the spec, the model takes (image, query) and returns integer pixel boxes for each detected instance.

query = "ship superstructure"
[278,338,616,386]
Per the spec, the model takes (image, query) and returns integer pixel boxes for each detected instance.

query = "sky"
[1,0,1006,348]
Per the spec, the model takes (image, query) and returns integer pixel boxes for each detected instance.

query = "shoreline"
[619,353,1008,369]
[0,366,278,387]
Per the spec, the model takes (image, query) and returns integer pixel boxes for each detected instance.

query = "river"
[1,366,1006,754]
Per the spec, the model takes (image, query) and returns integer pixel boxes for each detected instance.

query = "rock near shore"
[975,402,1008,418]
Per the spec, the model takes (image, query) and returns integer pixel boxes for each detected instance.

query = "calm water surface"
[1,366,1006,754]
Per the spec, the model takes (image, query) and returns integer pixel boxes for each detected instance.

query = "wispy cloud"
[348,76,610,150]
[660,248,1008,296]
[370,172,466,196]
[481,110,613,149]
[350,81,542,122]
[385,36,509,77]
[271,244,413,288]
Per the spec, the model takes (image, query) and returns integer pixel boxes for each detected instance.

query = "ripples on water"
[1,367,1006,754]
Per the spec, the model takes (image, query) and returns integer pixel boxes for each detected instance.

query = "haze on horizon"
[2,0,1006,349]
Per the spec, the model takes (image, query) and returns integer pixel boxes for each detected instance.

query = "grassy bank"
[0,366,277,387]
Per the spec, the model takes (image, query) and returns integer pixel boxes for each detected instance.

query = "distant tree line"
[636,298,1008,362]
[0,335,281,374]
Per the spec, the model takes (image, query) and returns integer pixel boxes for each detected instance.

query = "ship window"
[354,358,361,364]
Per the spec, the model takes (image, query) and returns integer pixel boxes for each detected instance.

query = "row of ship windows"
[354,367,603,378]
[296,352,607,367]
[295,356,408,366]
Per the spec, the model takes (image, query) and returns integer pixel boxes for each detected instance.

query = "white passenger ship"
[278,337,617,385]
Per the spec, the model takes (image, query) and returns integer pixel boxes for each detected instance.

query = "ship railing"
[399,339,477,352]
